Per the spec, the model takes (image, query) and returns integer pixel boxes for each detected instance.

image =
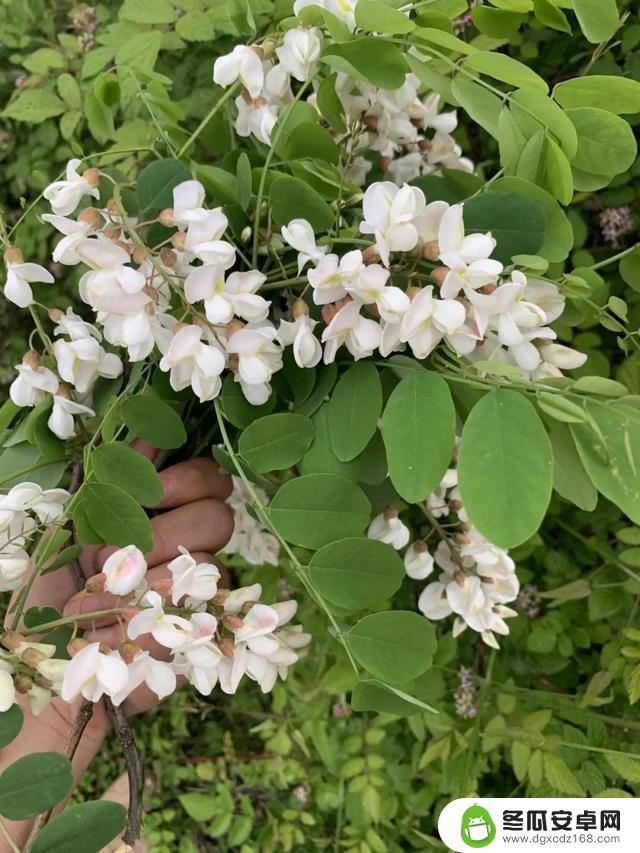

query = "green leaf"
[0,705,23,749]
[120,0,177,24]
[79,483,153,552]
[270,175,334,232]
[604,752,640,783]
[463,51,548,93]
[537,393,586,424]
[287,123,340,165]
[510,89,578,159]
[179,793,218,822]
[533,0,571,32]
[91,443,164,505]
[195,165,238,205]
[573,0,619,44]
[489,0,532,10]
[355,0,415,34]
[308,537,404,609]
[121,395,187,449]
[22,48,65,74]
[31,801,127,853]
[42,545,84,575]
[567,108,637,177]
[458,390,553,548]
[316,73,347,134]
[544,753,585,795]
[299,404,363,481]
[471,7,525,38]
[554,76,640,115]
[24,607,62,628]
[220,373,275,428]
[135,158,192,218]
[329,363,382,462]
[351,680,432,716]
[544,136,573,205]
[348,612,437,684]
[236,152,252,211]
[268,474,371,549]
[413,27,478,56]
[0,444,64,490]
[56,74,82,110]
[451,78,502,139]
[35,529,71,567]
[320,38,409,90]
[462,191,546,263]
[239,414,315,473]
[115,30,162,72]
[571,402,640,524]
[0,753,72,820]
[382,372,455,503]
[2,91,65,124]
[547,421,597,511]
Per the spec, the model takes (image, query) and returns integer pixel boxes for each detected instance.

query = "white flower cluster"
[0,483,69,593]
[0,544,309,714]
[222,476,280,567]
[367,467,519,649]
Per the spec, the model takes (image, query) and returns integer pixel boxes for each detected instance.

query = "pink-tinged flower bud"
[4,246,24,265]
[171,231,187,251]
[22,350,40,370]
[454,570,466,588]
[82,167,101,188]
[78,207,102,228]
[226,319,245,339]
[158,208,174,227]
[132,246,148,264]
[364,115,378,131]
[150,578,173,596]
[383,506,399,521]
[361,245,379,264]
[57,383,72,399]
[480,283,497,295]
[102,545,147,596]
[212,589,230,606]
[85,574,106,593]
[413,540,429,554]
[34,673,53,689]
[219,639,235,658]
[119,641,141,664]
[418,138,432,152]
[21,648,47,667]
[223,615,245,631]
[14,674,33,694]
[68,638,90,656]
[106,198,119,216]
[160,247,177,268]
[431,267,448,286]
[292,298,309,319]
[98,642,112,656]
[103,223,122,241]
[321,303,338,324]
[114,240,131,255]
[422,240,440,261]
[1,630,25,651]
[48,307,64,322]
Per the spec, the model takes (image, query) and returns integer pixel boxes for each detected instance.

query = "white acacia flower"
[43,159,100,216]
[226,322,283,403]
[399,286,466,359]
[61,643,129,704]
[76,239,146,312]
[404,542,435,580]
[537,342,587,373]
[276,27,322,81]
[214,45,264,99]
[367,510,410,550]
[9,362,59,408]
[281,219,328,273]
[53,337,123,394]
[224,485,280,567]
[173,612,223,696]
[277,314,322,368]
[41,214,94,265]
[233,603,280,646]
[294,0,358,31]
[307,250,363,305]
[2,483,69,524]
[102,545,148,596]
[235,96,279,145]
[168,546,220,606]
[171,180,207,227]
[360,182,426,267]
[52,307,101,341]
[418,580,453,620]
[185,267,268,324]
[112,651,176,705]
[184,209,233,264]
[0,666,15,712]
[4,258,54,308]
[0,545,30,592]
[48,394,95,440]
[321,299,380,363]
[127,591,193,649]
[346,264,410,323]
[438,205,502,298]
[159,324,226,403]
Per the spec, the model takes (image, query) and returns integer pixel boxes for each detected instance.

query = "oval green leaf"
[0,753,72,820]
[239,413,315,473]
[270,174,334,232]
[329,363,382,462]
[268,474,371,549]
[348,611,437,684]
[381,371,455,503]
[135,157,192,217]
[0,705,23,749]
[32,801,127,853]
[458,390,553,548]
[92,442,164,505]
[121,395,186,449]
[309,537,404,609]
[80,482,153,552]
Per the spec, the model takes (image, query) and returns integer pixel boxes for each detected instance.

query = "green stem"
[590,241,640,271]
[177,84,240,159]
[0,821,21,853]
[21,608,125,636]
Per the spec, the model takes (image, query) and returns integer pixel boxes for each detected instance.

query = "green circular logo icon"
[460,804,497,848]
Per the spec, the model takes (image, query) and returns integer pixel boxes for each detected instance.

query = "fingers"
[130,439,158,462]
[155,458,232,508]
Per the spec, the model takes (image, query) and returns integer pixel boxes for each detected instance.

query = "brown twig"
[104,698,144,846]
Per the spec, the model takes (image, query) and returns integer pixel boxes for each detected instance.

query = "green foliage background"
[2,1,640,851]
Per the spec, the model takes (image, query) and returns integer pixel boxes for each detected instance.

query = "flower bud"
[34,672,53,689]
[57,383,72,399]
[158,208,174,228]
[103,223,122,241]
[481,283,497,295]
[48,307,64,323]
[98,642,112,655]
[85,574,106,593]
[132,246,148,264]
[226,319,245,339]
[383,506,399,521]
[22,350,40,370]
[219,638,235,658]
[106,198,119,216]
[150,578,173,596]
[223,615,245,631]
[78,207,102,229]
[83,167,101,188]
[212,589,230,606]
[14,674,33,694]
[454,570,466,588]
[4,246,24,265]
[361,245,379,264]
[160,247,177,268]
[68,638,90,656]
[431,267,448,286]
[21,648,47,668]
[259,39,275,58]
[240,226,252,243]
[379,156,391,172]
[119,641,141,664]
[321,303,339,325]
[413,540,429,554]
[142,285,159,303]
[227,354,239,371]
[418,138,432,152]
[171,231,187,251]
[364,115,378,131]
[114,240,131,255]
[422,240,440,261]
[292,298,309,319]
[1,630,25,651]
